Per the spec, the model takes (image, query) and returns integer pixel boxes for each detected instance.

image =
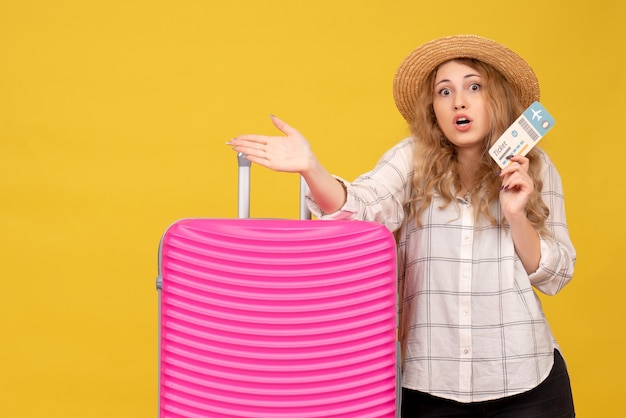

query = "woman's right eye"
[438,88,451,96]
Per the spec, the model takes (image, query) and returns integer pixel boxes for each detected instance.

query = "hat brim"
[393,34,540,123]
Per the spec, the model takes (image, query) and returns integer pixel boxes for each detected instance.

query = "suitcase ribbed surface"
[158,219,397,417]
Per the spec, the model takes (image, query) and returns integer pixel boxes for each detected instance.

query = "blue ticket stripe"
[522,101,555,136]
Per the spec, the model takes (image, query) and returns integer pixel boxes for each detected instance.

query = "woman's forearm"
[507,213,541,274]
[301,159,347,215]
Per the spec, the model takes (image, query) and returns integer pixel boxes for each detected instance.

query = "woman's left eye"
[469,83,481,92]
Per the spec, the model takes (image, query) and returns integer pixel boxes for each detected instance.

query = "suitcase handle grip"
[237,153,311,220]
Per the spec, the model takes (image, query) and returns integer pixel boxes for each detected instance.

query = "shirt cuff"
[528,237,559,291]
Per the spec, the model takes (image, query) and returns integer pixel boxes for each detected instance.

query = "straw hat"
[393,34,540,123]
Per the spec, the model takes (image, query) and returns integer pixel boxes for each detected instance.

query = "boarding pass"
[489,101,555,168]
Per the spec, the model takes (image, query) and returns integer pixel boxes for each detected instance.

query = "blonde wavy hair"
[407,58,549,234]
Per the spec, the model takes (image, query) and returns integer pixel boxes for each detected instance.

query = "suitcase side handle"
[237,152,311,220]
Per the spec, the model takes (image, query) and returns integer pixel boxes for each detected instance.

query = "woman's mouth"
[454,116,472,132]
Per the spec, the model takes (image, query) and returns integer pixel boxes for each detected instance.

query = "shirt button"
[463,349,469,354]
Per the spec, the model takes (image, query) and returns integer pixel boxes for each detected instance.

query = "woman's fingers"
[501,155,529,172]
[229,134,269,146]
[228,116,313,173]
[499,155,533,192]
[270,114,300,137]
[230,115,302,147]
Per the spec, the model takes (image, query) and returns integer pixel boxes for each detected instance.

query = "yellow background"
[1,1,623,416]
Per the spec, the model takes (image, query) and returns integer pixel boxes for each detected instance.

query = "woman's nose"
[454,101,466,110]
[454,93,467,110]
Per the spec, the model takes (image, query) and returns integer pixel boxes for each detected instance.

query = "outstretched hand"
[229,115,348,214]
[228,116,315,174]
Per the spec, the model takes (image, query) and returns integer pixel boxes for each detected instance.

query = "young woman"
[228,34,576,417]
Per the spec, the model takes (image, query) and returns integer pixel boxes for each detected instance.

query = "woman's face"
[432,60,490,152]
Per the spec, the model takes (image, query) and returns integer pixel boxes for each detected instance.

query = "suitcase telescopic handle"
[237,152,312,220]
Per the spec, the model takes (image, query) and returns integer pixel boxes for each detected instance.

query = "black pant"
[401,350,575,417]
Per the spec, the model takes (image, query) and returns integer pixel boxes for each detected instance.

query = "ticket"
[488,101,556,168]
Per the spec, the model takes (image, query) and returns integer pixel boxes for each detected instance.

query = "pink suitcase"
[156,154,399,417]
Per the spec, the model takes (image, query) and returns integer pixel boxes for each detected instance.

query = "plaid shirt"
[306,137,576,403]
